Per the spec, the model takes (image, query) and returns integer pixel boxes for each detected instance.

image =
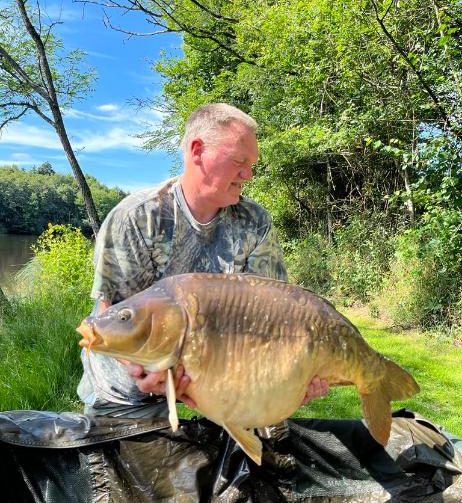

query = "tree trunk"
[16,0,101,236]
[326,159,333,245]
[53,116,101,235]
[402,164,415,225]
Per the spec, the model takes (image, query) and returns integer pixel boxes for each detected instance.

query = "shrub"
[286,213,395,303]
[379,209,462,329]
[329,214,394,303]
[31,223,94,298]
[286,234,333,295]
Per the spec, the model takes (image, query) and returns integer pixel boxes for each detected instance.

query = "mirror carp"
[77,273,419,465]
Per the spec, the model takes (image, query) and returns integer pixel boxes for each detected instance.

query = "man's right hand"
[125,362,197,409]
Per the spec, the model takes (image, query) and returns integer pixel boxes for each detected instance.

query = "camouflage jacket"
[78,177,287,417]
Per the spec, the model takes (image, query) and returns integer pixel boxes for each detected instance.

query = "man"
[77,103,328,418]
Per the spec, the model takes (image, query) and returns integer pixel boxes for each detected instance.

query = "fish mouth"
[77,319,103,353]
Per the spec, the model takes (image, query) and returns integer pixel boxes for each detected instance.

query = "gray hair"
[181,103,258,153]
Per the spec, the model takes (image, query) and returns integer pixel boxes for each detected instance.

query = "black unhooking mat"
[1,409,461,502]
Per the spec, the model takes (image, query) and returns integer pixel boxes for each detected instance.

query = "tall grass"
[0,225,93,412]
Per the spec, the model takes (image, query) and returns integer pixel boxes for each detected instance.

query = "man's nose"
[239,165,253,181]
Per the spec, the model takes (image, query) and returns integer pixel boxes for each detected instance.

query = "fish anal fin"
[224,424,263,466]
[166,367,179,432]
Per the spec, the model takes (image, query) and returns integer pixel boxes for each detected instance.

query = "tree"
[32,161,55,176]
[0,165,127,235]
[0,0,101,235]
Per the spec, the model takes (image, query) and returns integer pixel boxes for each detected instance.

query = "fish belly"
[184,333,313,428]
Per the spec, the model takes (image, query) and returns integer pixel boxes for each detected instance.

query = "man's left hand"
[301,375,329,405]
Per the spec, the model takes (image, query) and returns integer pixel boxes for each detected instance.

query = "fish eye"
[117,309,132,322]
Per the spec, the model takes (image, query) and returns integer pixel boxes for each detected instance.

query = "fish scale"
[77,272,420,465]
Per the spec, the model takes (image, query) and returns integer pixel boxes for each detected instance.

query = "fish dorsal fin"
[223,424,263,466]
[166,368,179,432]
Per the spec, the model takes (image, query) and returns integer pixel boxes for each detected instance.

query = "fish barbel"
[77,273,419,465]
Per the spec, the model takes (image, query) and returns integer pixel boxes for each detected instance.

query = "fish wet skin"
[77,273,420,465]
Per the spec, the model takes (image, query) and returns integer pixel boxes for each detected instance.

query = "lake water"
[0,234,37,290]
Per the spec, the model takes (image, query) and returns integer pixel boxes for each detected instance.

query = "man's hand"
[125,362,197,408]
[301,375,329,405]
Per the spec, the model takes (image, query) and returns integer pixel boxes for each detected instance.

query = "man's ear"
[190,138,204,165]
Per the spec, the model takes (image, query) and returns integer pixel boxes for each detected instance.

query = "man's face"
[197,122,259,208]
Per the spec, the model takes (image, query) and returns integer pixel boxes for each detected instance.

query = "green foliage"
[31,224,94,298]
[410,136,462,212]
[0,165,126,235]
[286,234,333,296]
[145,0,462,236]
[288,214,394,302]
[379,209,462,329]
[329,215,395,303]
[244,174,300,242]
[77,175,127,233]
[0,224,94,411]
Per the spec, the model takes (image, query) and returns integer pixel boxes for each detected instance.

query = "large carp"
[77,273,419,465]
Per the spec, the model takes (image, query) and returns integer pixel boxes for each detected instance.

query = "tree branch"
[0,107,28,128]
[0,44,49,101]
[188,0,238,24]
[370,0,453,133]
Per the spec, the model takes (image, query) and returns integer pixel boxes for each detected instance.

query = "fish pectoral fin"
[223,424,263,466]
[166,368,179,432]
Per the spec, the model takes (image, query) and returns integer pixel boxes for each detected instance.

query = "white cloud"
[0,110,161,154]
[0,156,38,167]
[0,123,61,149]
[85,50,118,61]
[10,152,34,162]
[73,127,143,152]
[40,3,85,23]
[0,121,144,153]
[96,104,120,113]
[116,181,154,193]
[64,108,114,121]
[64,104,161,127]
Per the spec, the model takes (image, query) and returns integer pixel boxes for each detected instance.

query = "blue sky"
[0,1,182,192]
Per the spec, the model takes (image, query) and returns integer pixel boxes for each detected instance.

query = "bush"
[286,234,333,295]
[31,223,94,298]
[378,209,462,329]
[286,214,394,303]
[329,214,395,303]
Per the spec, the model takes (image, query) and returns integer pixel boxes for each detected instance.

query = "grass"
[0,292,91,412]
[1,296,461,438]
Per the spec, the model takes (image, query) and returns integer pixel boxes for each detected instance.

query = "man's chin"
[227,193,241,206]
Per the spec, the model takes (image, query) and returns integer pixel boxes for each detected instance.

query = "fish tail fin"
[361,358,419,446]
[224,424,263,465]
